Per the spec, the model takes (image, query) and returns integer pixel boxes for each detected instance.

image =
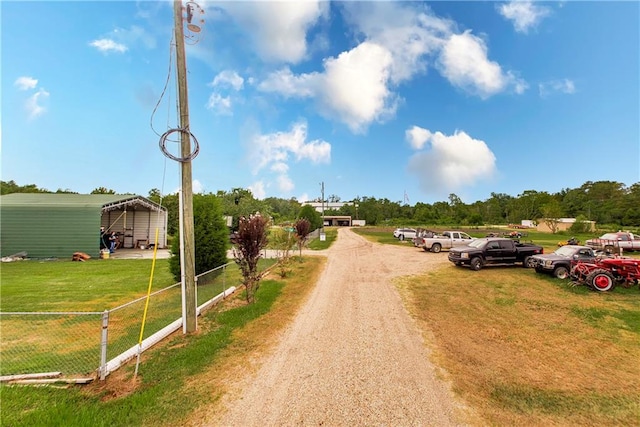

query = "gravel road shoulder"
[208,227,471,426]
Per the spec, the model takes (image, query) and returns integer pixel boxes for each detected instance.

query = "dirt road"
[214,228,469,426]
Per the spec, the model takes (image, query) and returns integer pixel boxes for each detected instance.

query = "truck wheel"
[423,246,429,252]
[399,234,405,241]
[470,257,482,271]
[587,269,616,292]
[431,243,442,253]
[553,266,570,280]
[604,245,614,253]
[523,256,535,268]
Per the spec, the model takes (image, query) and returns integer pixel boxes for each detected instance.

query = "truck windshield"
[467,239,488,248]
[555,246,578,256]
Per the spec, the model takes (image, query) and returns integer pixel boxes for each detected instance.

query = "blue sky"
[2,1,639,204]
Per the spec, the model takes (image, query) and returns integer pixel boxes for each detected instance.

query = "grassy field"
[0,257,275,376]
[3,230,639,425]
[308,227,338,250]
[1,256,325,426]
[355,226,640,425]
[1,259,177,312]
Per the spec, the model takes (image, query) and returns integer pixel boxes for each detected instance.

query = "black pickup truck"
[448,237,544,271]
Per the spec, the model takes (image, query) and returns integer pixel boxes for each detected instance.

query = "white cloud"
[498,1,551,34]
[319,42,397,133]
[277,175,295,193]
[210,70,244,91]
[407,128,497,195]
[89,38,128,54]
[205,93,232,115]
[298,193,310,203]
[248,181,266,200]
[248,121,331,175]
[246,121,330,196]
[539,78,576,98]
[214,1,328,63]
[257,2,524,133]
[259,42,397,133]
[341,2,452,84]
[25,88,50,119]
[192,179,204,194]
[437,31,526,99]
[406,126,432,150]
[258,68,317,98]
[14,76,38,91]
[89,25,155,54]
[270,162,289,174]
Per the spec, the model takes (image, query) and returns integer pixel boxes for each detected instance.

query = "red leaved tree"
[294,218,311,257]
[233,213,269,303]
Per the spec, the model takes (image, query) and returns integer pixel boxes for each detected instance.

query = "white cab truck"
[421,231,475,253]
[585,232,640,253]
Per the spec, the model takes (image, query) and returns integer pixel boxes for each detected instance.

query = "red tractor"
[570,257,640,292]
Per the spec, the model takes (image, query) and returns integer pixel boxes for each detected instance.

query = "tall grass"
[397,265,640,425]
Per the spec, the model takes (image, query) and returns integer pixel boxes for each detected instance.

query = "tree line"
[2,179,639,230]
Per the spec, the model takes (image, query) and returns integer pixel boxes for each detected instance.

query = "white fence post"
[99,310,109,380]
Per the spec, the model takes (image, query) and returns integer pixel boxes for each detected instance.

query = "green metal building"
[0,194,167,259]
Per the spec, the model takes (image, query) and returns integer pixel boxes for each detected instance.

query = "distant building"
[303,201,354,213]
[301,201,366,226]
[536,218,596,233]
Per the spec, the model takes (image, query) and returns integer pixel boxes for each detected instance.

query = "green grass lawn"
[1,257,324,427]
[0,257,275,376]
[1,259,177,312]
[307,227,338,250]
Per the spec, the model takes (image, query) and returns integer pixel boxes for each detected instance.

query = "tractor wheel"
[470,257,482,271]
[587,269,616,292]
[553,266,570,280]
[431,243,442,253]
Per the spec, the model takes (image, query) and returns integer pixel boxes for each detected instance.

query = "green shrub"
[170,195,229,281]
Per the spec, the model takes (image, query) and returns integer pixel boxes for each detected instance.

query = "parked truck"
[421,231,475,253]
[585,232,640,253]
[448,237,544,271]
[529,245,598,279]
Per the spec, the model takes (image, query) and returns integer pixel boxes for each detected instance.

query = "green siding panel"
[1,205,102,258]
[1,194,166,258]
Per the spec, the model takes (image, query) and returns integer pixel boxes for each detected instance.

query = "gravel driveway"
[215,227,469,426]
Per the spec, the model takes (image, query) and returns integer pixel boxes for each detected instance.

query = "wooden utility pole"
[174,0,197,333]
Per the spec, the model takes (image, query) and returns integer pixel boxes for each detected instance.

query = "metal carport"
[0,194,167,259]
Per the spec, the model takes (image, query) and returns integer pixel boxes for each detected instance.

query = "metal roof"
[0,194,166,212]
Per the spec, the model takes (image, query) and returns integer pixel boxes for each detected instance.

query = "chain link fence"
[0,263,236,381]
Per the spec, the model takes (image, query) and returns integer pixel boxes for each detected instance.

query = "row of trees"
[3,179,638,304]
[2,180,639,229]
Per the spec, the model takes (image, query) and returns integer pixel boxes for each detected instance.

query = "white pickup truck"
[421,231,475,253]
[585,232,640,253]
